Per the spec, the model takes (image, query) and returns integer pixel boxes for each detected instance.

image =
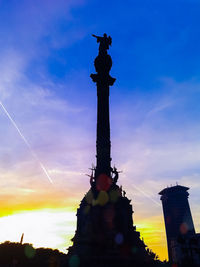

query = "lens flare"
[0,101,53,184]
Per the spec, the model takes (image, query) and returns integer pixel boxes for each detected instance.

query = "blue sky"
[0,0,200,260]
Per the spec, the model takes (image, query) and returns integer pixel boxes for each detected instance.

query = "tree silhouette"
[0,241,171,267]
[0,241,67,267]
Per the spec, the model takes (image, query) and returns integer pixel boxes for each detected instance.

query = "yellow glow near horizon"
[0,209,76,253]
[136,215,168,261]
[0,208,168,261]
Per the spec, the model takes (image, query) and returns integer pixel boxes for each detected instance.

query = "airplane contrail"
[131,183,161,207]
[0,101,53,184]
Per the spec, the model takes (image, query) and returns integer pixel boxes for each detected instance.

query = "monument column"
[90,33,116,178]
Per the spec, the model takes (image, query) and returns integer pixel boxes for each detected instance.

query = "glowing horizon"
[0,206,168,261]
[0,208,76,253]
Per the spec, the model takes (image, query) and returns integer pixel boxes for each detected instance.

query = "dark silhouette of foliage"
[0,241,67,267]
[0,241,171,267]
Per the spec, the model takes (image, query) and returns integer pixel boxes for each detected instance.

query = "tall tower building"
[159,185,196,263]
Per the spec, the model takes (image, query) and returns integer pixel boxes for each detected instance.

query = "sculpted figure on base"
[92,33,112,55]
[91,33,115,85]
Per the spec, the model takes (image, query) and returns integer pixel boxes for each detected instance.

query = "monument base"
[68,183,158,266]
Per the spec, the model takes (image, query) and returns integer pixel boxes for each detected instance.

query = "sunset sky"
[0,0,200,261]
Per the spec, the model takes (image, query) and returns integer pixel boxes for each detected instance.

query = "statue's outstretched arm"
[92,34,101,43]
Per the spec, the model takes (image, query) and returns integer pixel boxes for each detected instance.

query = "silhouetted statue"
[111,166,119,184]
[92,33,112,54]
[91,33,115,85]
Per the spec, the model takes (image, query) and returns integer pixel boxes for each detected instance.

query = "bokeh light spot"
[24,244,36,259]
[85,190,93,204]
[83,205,90,215]
[132,246,138,254]
[115,233,124,245]
[166,216,171,224]
[97,191,109,206]
[96,174,112,191]
[104,205,115,228]
[69,255,80,267]
[109,189,120,203]
[92,199,98,206]
[180,222,188,234]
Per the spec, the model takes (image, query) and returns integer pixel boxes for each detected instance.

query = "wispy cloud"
[110,78,200,238]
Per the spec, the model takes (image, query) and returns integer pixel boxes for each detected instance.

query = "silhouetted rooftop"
[159,185,189,195]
